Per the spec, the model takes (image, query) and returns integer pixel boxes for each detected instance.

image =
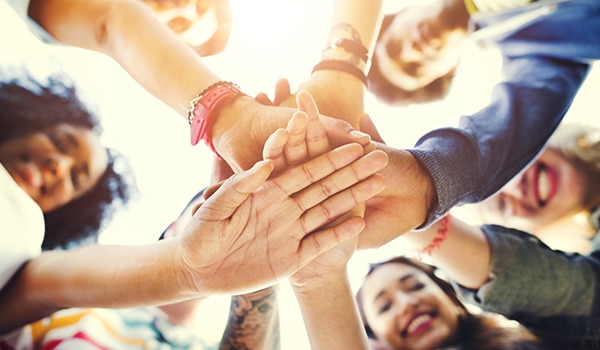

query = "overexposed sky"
[1,0,598,347]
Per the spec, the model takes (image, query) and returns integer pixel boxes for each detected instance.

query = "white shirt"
[0,164,43,289]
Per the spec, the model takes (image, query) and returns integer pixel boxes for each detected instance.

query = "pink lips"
[18,161,42,189]
[404,313,434,338]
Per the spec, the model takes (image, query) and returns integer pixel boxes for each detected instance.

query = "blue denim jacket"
[456,225,600,349]
[410,0,600,228]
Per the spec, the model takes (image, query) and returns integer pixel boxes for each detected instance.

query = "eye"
[377,301,392,315]
[48,132,68,153]
[408,282,425,292]
[70,169,80,190]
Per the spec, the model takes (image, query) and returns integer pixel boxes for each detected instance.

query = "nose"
[394,292,419,313]
[44,154,73,181]
[501,174,526,199]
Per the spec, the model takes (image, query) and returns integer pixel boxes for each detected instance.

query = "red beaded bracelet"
[415,215,452,259]
[188,81,245,157]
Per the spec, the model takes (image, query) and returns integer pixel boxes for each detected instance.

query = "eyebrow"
[373,273,415,302]
[66,132,79,147]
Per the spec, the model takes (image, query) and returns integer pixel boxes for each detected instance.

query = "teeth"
[537,166,550,205]
[407,314,431,335]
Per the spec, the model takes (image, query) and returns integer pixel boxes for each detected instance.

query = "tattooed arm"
[219,287,280,350]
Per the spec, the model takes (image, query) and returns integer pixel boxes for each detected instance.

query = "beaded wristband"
[327,37,369,63]
[188,81,245,157]
[416,215,452,259]
[312,60,368,86]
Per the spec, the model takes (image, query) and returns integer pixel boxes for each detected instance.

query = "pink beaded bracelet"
[416,215,452,258]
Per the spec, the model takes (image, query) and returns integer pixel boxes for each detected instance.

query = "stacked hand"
[179,91,387,295]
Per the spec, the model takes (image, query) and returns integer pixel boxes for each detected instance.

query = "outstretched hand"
[262,91,367,287]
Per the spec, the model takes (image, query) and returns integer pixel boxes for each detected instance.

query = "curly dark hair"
[367,12,456,106]
[356,256,543,350]
[0,70,137,250]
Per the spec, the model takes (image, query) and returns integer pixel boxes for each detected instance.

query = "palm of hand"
[180,179,314,295]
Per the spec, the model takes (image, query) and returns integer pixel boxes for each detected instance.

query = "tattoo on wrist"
[219,288,280,350]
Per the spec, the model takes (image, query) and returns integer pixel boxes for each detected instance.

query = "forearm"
[328,0,383,66]
[465,226,597,317]
[30,0,220,116]
[403,216,491,289]
[305,0,383,126]
[292,270,369,350]
[0,239,196,334]
[219,286,280,350]
[28,0,286,171]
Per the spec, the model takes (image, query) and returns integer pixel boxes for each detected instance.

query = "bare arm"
[402,215,492,289]
[0,126,387,334]
[282,0,384,128]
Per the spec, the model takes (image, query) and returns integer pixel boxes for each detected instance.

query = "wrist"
[291,268,349,300]
[188,81,247,157]
[213,96,296,171]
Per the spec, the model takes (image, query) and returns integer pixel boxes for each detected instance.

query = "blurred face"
[0,124,108,212]
[375,3,467,91]
[361,263,460,349]
[141,0,227,54]
[481,148,587,229]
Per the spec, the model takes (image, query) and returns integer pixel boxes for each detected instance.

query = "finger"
[263,128,290,173]
[322,116,372,148]
[272,143,365,196]
[360,114,386,143]
[198,160,275,219]
[296,216,366,267]
[282,111,309,166]
[210,156,235,184]
[273,78,292,106]
[293,149,387,210]
[255,92,273,106]
[296,91,329,158]
[300,173,385,234]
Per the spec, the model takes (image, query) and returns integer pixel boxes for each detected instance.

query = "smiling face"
[482,148,587,230]
[0,123,108,212]
[141,0,231,56]
[374,2,468,91]
[360,263,460,349]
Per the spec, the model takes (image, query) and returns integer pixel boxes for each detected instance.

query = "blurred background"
[1,0,598,347]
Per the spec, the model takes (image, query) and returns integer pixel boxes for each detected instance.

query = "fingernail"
[350,130,370,140]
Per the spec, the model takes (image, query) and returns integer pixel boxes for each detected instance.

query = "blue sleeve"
[410,56,590,227]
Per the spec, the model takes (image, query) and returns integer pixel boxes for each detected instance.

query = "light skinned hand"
[179,139,387,295]
[214,97,372,173]
[263,73,366,129]
[262,91,363,290]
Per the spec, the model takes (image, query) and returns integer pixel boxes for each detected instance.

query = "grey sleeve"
[457,224,596,318]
